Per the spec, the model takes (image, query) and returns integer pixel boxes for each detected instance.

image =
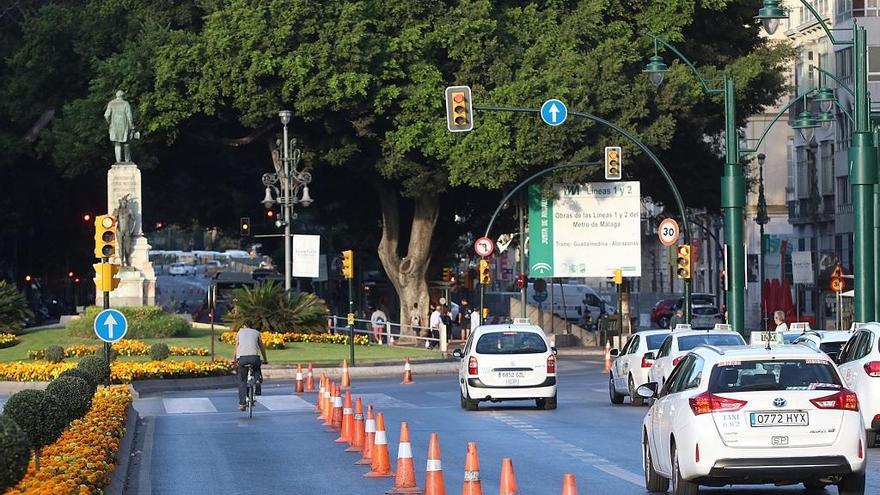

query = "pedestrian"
[428,304,442,349]
[234,319,268,411]
[409,302,422,339]
[668,309,684,329]
[458,298,473,342]
[773,310,788,332]
[470,306,482,330]
[440,306,453,343]
[370,306,388,345]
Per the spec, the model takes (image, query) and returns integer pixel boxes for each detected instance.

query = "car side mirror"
[452,349,463,359]
[551,346,558,356]
[644,351,656,360]
[609,348,619,357]
[636,382,658,399]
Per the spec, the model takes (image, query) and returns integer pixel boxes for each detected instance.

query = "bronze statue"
[114,194,137,267]
[104,90,134,163]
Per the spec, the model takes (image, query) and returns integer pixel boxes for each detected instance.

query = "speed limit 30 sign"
[658,218,680,247]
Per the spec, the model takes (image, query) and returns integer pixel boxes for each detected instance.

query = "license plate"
[771,436,789,446]
[749,411,809,427]
[497,371,525,385]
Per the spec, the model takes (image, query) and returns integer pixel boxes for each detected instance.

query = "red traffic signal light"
[516,273,526,289]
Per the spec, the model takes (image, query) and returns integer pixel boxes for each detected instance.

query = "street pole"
[348,276,355,365]
[282,121,292,294]
[102,257,111,387]
[874,127,880,322]
[721,75,746,333]
[756,154,770,331]
[519,193,527,318]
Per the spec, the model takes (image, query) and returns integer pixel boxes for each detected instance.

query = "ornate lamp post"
[755,153,770,330]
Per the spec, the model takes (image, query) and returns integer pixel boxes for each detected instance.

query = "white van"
[526,282,615,320]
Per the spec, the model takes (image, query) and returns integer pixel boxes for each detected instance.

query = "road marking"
[256,395,314,411]
[593,463,643,486]
[162,398,217,414]
[357,393,415,408]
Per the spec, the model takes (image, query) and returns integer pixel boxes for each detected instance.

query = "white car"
[640,345,866,495]
[836,323,880,447]
[649,329,745,389]
[690,306,723,330]
[168,263,189,276]
[609,329,670,406]
[793,330,853,362]
[453,320,557,410]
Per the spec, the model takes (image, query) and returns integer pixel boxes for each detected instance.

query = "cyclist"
[234,320,268,411]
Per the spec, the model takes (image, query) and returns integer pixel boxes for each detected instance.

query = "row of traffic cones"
[295,356,415,394]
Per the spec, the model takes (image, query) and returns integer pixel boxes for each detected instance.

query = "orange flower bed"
[3,386,132,495]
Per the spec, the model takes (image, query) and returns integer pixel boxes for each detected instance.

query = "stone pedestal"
[94,162,156,307]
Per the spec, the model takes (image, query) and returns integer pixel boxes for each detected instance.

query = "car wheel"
[462,388,478,411]
[643,435,669,492]
[802,479,827,492]
[658,316,670,329]
[538,393,557,410]
[671,446,699,495]
[460,387,466,409]
[837,471,865,495]
[629,375,644,406]
[866,430,877,448]
[609,374,624,404]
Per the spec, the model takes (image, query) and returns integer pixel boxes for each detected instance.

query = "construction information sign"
[528,182,642,278]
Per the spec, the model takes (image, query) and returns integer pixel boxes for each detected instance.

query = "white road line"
[593,463,644,486]
[256,395,314,411]
[162,398,217,414]
[357,393,415,408]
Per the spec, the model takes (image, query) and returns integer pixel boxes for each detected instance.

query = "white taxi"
[609,329,670,406]
[453,320,557,411]
[648,328,745,389]
[639,345,866,495]
[836,322,880,447]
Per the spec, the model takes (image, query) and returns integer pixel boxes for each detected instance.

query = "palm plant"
[0,281,32,335]
[227,281,329,333]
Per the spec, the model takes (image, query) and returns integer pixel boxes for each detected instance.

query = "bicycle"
[243,364,258,418]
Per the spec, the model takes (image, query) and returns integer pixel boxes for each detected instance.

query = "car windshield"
[708,359,842,393]
[819,342,844,356]
[782,333,801,344]
[475,331,547,355]
[646,334,669,350]
[692,307,718,316]
[677,333,744,351]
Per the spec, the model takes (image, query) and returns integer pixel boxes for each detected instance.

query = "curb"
[0,381,49,394]
[106,403,139,495]
[262,361,459,380]
[129,375,238,398]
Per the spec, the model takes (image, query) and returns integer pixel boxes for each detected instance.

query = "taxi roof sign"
[713,323,732,331]
[790,322,811,332]
[512,318,531,325]
[673,324,692,331]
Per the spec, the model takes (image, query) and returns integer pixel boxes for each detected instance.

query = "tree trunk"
[375,186,439,336]
[34,446,40,470]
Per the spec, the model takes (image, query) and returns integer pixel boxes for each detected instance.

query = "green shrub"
[0,281,32,335]
[2,389,68,469]
[95,345,118,362]
[58,368,97,395]
[77,355,110,385]
[0,415,30,490]
[148,343,170,361]
[44,345,65,363]
[67,305,191,339]
[226,281,329,333]
[46,376,93,422]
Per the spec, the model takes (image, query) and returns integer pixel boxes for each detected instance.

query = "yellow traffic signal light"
[342,250,354,279]
[240,217,250,236]
[445,86,474,132]
[676,244,692,279]
[612,268,623,285]
[478,258,491,285]
[93,262,121,292]
[94,215,117,259]
[605,146,622,180]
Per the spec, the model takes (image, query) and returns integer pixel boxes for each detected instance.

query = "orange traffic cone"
[603,341,612,373]
[336,391,353,443]
[424,433,445,495]
[364,412,394,478]
[499,458,517,495]
[401,357,414,384]
[387,421,422,494]
[346,397,365,452]
[317,374,327,415]
[561,474,578,495]
[341,359,351,389]
[295,364,304,394]
[356,405,375,465]
[331,384,344,431]
[461,442,482,495]
[305,362,315,392]
[321,380,333,425]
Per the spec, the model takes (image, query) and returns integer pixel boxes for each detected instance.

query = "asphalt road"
[123,358,880,494]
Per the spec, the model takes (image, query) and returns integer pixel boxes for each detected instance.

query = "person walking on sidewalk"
[235,321,268,411]
[427,304,442,349]
[458,299,473,342]
[370,306,389,344]
[409,302,422,339]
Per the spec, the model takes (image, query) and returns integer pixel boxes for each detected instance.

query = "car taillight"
[641,355,654,368]
[864,361,880,377]
[694,443,700,463]
[858,439,864,459]
[688,392,747,415]
[810,390,859,411]
[468,356,478,375]
[547,355,556,374]
[672,356,683,367]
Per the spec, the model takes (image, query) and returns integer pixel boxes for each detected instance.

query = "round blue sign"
[532,291,548,303]
[540,99,568,126]
[93,309,128,343]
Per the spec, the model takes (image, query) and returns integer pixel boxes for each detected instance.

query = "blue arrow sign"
[94,309,128,343]
[540,99,567,126]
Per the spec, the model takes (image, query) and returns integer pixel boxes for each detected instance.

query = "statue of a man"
[104,90,134,163]
[114,194,137,267]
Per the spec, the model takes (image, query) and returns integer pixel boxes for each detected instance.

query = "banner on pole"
[292,234,321,278]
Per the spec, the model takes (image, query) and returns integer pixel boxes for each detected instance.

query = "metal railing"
[329,316,450,352]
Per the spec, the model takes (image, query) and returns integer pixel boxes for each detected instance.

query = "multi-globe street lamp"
[755,153,770,331]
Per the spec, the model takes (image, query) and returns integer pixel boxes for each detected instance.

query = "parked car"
[836,322,880,447]
[648,328,745,389]
[609,329,671,406]
[793,330,854,362]
[650,299,678,329]
[691,306,723,330]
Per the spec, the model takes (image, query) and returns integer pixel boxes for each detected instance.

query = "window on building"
[837,177,851,206]
[836,47,853,79]
[869,47,880,82]
[820,141,834,194]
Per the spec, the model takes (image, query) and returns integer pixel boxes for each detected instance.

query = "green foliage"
[0,281,32,336]
[2,389,68,452]
[58,368,98,396]
[227,281,330,333]
[77,355,110,385]
[0,415,30,491]
[95,345,119,362]
[44,345,65,363]
[148,343,170,361]
[67,306,190,339]
[46,376,93,422]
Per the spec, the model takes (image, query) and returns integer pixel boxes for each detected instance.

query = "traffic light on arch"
[342,250,354,279]
[605,146,622,180]
[676,244,692,279]
[240,217,251,236]
[94,215,117,259]
[445,86,474,132]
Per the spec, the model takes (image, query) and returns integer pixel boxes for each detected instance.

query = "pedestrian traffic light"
[605,146,622,180]
[478,258,491,285]
[676,244,692,279]
[612,268,623,285]
[93,262,121,292]
[516,272,526,289]
[93,215,117,259]
[240,217,250,236]
[445,86,474,132]
[342,250,354,279]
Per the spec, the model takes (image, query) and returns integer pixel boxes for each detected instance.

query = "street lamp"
[755,0,786,36]
[791,97,819,143]
[642,39,669,88]
[261,110,314,293]
[755,153,770,331]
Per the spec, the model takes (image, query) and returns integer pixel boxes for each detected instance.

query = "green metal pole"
[850,26,876,323]
[519,192,527,318]
[874,127,880,322]
[721,75,746,334]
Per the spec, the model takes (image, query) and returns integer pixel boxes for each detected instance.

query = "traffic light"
[93,262,121,292]
[93,215,117,259]
[516,272,526,289]
[445,86,474,132]
[605,146,622,180]
[240,217,250,236]
[478,258,491,285]
[342,250,354,279]
[612,268,623,285]
[266,209,275,220]
[676,244,692,279]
